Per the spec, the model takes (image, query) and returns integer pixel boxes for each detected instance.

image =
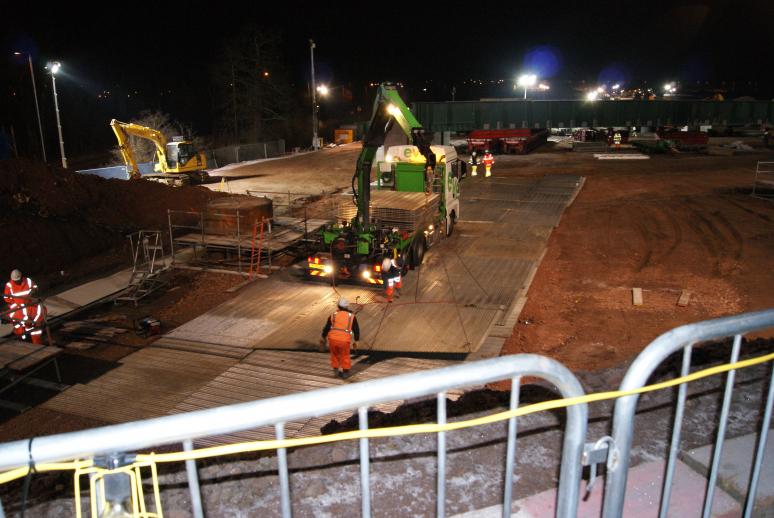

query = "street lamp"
[517,73,537,99]
[46,61,67,168]
[13,51,46,162]
[316,84,329,97]
[309,39,320,150]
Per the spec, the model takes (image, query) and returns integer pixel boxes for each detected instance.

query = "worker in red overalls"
[10,303,46,344]
[4,269,45,343]
[320,297,360,378]
[4,269,37,312]
[482,149,495,177]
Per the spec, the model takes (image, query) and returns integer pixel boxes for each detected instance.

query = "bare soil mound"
[0,159,225,289]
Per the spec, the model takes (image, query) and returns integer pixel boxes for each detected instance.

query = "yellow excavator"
[110,119,209,185]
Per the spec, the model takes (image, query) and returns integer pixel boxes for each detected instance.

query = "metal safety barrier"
[0,310,772,517]
[0,355,588,518]
[603,309,774,518]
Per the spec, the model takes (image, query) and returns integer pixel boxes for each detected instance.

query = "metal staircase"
[115,230,169,305]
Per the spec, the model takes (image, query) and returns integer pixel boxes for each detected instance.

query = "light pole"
[13,51,46,162]
[517,74,537,100]
[309,39,319,150]
[47,61,67,168]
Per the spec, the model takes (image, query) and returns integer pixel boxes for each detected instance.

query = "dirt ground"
[499,148,774,370]
[0,159,228,292]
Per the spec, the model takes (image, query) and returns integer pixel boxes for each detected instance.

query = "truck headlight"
[362,270,371,279]
[323,265,333,274]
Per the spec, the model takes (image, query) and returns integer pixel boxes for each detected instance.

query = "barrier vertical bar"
[437,392,447,518]
[658,345,693,518]
[702,334,742,518]
[0,496,5,518]
[183,439,204,518]
[276,423,292,518]
[358,406,371,518]
[502,376,522,518]
[743,362,774,518]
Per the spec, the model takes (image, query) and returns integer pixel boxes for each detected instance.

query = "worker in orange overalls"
[4,269,37,312]
[482,149,494,177]
[320,297,360,378]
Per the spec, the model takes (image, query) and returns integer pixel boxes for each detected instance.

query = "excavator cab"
[165,141,199,169]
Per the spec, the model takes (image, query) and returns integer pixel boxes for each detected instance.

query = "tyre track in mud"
[630,205,654,273]
[723,198,773,223]
[629,202,683,272]
[683,198,744,276]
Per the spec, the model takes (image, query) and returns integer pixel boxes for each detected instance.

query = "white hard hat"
[10,269,22,282]
[338,297,349,309]
[381,258,391,272]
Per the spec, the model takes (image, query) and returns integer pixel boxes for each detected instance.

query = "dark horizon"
[2,1,773,162]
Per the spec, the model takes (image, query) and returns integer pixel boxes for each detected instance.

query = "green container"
[395,163,426,193]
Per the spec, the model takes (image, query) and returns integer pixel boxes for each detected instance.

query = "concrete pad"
[44,269,134,316]
[685,431,774,510]
[450,459,740,518]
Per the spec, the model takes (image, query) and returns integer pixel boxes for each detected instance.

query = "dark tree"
[210,27,292,145]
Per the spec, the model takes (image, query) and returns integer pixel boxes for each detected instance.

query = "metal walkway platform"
[40,172,584,443]
[162,173,584,354]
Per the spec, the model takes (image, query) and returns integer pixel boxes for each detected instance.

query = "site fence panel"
[209,139,285,168]
[413,100,774,131]
[0,355,588,518]
[602,309,774,518]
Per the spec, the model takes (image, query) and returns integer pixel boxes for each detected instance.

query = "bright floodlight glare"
[13,51,22,55]
[596,86,604,93]
[362,270,371,279]
[586,91,598,101]
[538,83,550,90]
[317,84,329,96]
[387,104,400,116]
[612,84,620,90]
[517,74,537,87]
[49,61,61,75]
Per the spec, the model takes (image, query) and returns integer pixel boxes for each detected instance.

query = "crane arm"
[353,83,435,229]
[110,119,170,179]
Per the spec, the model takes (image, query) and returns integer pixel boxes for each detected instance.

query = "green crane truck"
[307,83,463,286]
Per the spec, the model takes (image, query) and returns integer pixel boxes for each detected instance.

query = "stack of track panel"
[336,191,439,233]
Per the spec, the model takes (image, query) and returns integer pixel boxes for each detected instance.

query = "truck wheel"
[412,236,426,267]
[445,212,456,237]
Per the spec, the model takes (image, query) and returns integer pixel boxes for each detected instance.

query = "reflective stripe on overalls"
[328,310,354,343]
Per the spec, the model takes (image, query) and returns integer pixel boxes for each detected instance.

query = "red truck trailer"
[656,129,709,150]
[467,128,549,154]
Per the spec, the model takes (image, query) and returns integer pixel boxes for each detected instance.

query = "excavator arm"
[352,83,435,229]
[110,119,170,179]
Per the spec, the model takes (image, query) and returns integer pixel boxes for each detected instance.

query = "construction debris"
[632,288,644,306]
[677,290,692,307]
[593,153,650,160]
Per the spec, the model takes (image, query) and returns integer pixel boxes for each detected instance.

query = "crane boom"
[110,119,169,179]
[353,83,435,229]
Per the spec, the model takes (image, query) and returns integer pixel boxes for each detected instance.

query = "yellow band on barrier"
[1,350,773,484]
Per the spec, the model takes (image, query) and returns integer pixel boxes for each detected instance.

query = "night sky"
[2,1,773,161]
